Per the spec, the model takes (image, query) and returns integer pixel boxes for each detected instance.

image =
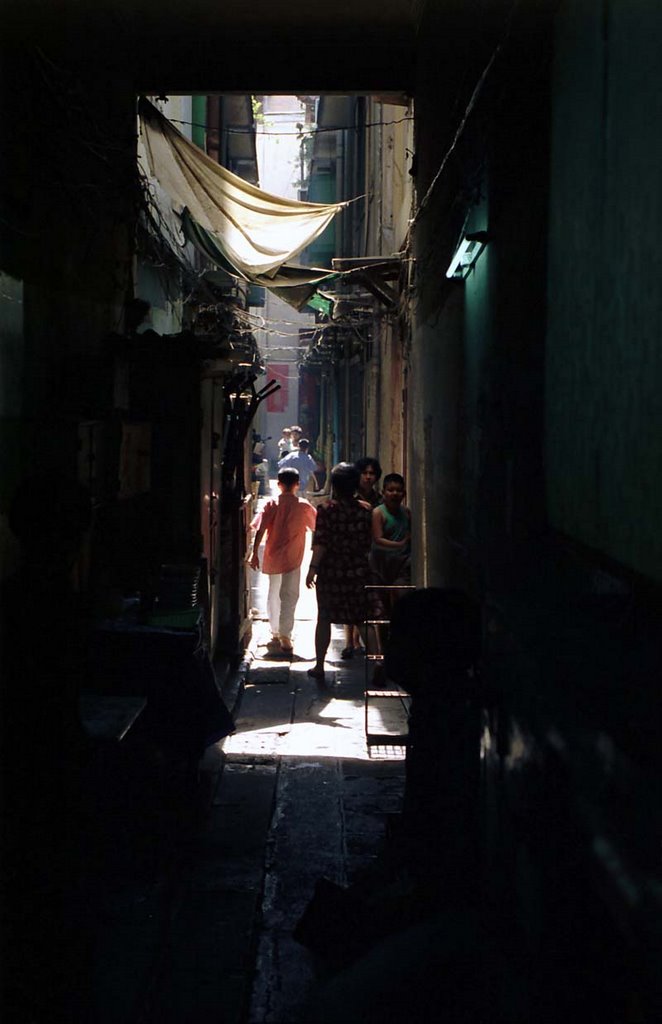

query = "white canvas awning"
[137,97,345,283]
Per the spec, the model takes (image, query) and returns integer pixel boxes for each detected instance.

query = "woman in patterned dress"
[305,463,372,679]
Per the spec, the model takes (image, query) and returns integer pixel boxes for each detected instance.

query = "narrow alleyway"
[77,486,408,1024]
[144,495,407,1023]
[5,3,662,1019]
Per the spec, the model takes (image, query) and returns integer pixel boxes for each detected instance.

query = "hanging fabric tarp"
[138,97,345,283]
[179,209,339,310]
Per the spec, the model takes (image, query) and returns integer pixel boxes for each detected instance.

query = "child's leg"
[267,574,282,639]
[278,567,301,642]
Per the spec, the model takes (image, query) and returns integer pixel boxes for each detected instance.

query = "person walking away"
[250,468,316,654]
[305,463,372,680]
[342,456,383,658]
[277,426,293,459]
[278,437,320,493]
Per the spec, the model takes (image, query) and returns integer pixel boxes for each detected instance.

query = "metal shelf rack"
[363,585,415,753]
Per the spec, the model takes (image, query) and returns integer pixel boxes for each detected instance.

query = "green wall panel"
[546,0,662,581]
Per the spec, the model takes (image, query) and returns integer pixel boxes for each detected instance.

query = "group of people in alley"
[249,452,485,1010]
[249,450,411,678]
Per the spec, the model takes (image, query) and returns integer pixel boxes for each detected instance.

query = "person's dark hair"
[382,472,405,489]
[298,438,310,451]
[330,462,360,500]
[278,468,300,489]
[355,456,382,480]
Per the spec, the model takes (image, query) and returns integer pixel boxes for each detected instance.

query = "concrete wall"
[410,0,551,595]
[362,99,414,484]
[408,11,662,1008]
[408,286,466,590]
[372,318,406,479]
[0,57,136,495]
[546,0,662,581]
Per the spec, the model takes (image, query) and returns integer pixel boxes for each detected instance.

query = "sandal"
[340,646,354,660]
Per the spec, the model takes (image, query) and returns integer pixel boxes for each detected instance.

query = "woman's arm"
[306,543,326,588]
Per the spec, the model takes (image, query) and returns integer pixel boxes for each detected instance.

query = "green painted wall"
[410,0,551,596]
[546,0,662,581]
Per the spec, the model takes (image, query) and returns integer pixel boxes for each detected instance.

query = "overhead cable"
[167,116,413,137]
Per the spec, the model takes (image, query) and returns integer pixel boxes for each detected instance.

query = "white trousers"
[267,568,301,640]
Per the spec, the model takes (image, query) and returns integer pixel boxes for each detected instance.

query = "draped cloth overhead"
[137,97,344,285]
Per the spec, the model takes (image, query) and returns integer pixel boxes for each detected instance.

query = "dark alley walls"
[411,0,662,593]
[0,47,137,493]
[410,0,552,595]
[546,0,662,582]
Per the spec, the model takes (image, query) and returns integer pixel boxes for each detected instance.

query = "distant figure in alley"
[250,468,316,655]
[278,437,320,494]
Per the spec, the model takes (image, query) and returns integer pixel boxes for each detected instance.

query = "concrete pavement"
[31,491,408,1023]
[143,514,408,1023]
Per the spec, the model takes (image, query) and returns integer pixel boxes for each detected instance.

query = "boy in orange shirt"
[250,468,316,654]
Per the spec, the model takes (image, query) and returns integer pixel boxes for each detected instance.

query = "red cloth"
[253,493,316,574]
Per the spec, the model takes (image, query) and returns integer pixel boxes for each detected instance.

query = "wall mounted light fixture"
[446,230,490,279]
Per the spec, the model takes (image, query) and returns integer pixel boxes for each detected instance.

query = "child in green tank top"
[371,473,411,584]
